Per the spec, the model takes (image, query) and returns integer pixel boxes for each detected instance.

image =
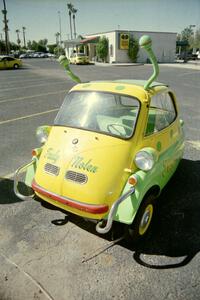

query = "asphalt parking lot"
[0,59,200,300]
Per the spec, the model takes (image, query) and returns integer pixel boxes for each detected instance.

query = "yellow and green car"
[14,36,184,240]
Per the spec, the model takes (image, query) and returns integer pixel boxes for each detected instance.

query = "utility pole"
[2,0,10,54]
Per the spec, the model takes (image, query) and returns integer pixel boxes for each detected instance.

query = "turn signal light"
[32,148,42,157]
[128,176,137,186]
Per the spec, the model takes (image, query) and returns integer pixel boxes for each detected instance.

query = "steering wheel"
[107,123,131,136]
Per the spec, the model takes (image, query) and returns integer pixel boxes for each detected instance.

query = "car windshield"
[54,91,140,139]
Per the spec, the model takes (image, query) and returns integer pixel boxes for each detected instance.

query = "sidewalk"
[162,59,200,70]
[94,60,200,70]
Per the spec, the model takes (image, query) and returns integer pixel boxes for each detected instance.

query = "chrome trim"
[96,187,135,234]
[44,163,60,176]
[14,159,36,201]
[65,170,88,184]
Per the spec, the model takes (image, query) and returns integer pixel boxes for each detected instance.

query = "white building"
[64,30,177,64]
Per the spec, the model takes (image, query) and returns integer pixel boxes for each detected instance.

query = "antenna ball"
[139,35,152,48]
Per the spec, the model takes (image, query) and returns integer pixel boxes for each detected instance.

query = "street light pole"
[2,0,10,54]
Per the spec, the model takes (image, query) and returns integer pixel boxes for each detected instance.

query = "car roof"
[71,79,169,102]
[0,55,15,59]
[115,79,168,88]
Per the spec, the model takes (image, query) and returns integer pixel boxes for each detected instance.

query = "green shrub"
[96,36,108,62]
[128,36,139,63]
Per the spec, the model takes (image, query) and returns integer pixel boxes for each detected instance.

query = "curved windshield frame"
[54,91,140,139]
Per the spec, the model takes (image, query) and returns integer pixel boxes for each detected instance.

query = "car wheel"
[127,194,155,242]
[13,64,19,69]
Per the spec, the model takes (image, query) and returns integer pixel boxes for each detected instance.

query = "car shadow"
[1,159,200,269]
[120,158,200,268]
[0,178,33,204]
[48,158,200,268]
[0,178,22,204]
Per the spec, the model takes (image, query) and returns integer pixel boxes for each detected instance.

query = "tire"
[127,194,155,242]
[13,64,19,69]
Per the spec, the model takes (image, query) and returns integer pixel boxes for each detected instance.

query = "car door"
[0,57,8,69]
[6,57,15,68]
[143,91,184,187]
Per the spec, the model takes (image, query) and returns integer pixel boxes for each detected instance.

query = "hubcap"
[139,204,153,235]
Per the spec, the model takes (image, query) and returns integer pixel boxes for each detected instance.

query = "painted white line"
[1,81,69,92]
[0,171,15,179]
[186,140,200,151]
[0,90,67,104]
[0,108,59,125]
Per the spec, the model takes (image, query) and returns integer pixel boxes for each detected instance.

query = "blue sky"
[2,0,200,45]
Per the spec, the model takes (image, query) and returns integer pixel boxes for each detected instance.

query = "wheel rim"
[139,204,153,235]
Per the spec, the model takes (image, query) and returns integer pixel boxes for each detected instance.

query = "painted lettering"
[71,156,98,173]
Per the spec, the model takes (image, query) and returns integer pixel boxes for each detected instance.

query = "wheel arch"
[143,184,161,199]
[113,179,161,225]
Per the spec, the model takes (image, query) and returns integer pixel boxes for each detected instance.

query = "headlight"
[36,126,51,144]
[135,149,156,171]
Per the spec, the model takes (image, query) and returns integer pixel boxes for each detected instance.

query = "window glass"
[55,91,140,139]
[145,92,177,135]
[6,57,14,61]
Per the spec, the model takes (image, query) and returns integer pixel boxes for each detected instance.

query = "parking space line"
[0,108,59,125]
[1,81,69,92]
[0,90,67,104]
[0,171,15,180]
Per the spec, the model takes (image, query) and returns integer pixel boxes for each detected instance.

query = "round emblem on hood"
[72,138,78,144]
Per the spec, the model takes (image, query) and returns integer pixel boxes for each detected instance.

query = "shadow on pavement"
[46,158,200,269]
[49,158,200,269]
[0,178,23,204]
[1,159,200,269]
[120,158,200,268]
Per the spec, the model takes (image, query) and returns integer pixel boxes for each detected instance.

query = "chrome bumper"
[14,159,35,201]
[96,187,135,234]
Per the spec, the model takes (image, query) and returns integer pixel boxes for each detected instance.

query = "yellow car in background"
[70,53,89,65]
[0,56,22,70]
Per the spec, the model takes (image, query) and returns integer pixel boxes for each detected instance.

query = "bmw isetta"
[14,36,184,240]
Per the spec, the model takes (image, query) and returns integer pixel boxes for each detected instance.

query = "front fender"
[113,169,160,225]
[25,157,38,187]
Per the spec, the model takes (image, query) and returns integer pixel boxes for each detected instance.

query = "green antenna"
[139,35,159,90]
[58,55,82,83]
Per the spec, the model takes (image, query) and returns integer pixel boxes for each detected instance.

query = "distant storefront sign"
[119,33,129,50]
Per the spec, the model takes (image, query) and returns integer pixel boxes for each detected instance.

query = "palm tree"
[55,32,60,45]
[16,29,21,47]
[72,7,78,39]
[67,3,73,39]
[22,26,26,48]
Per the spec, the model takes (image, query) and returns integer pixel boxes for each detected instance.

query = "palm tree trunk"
[69,11,73,39]
[73,14,76,39]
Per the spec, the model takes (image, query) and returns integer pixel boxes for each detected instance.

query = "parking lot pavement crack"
[0,251,55,300]
[81,235,124,263]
